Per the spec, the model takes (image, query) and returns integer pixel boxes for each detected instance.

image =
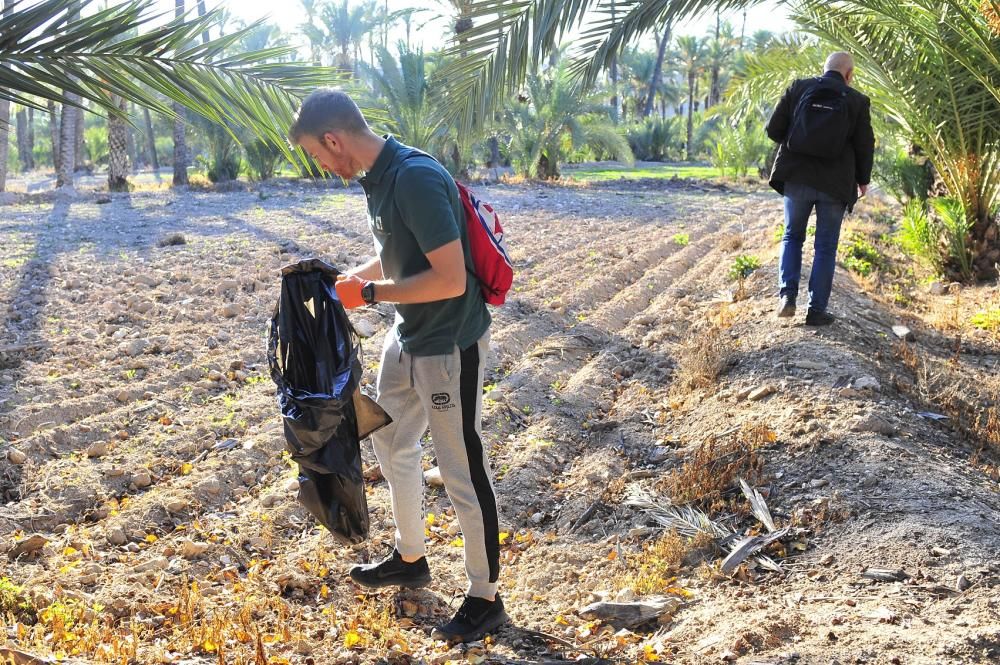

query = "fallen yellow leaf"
[344,630,362,648]
[145,534,158,543]
[180,463,193,475]
[450,537,464,548]
[498,531,510,545]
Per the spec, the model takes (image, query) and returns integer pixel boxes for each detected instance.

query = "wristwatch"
[361,281,376,304]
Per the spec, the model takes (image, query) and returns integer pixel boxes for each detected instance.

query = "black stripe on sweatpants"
[459,341,501,583]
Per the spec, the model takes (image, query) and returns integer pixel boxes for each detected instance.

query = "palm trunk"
[173,0,189,186]
[686,72,695,161]
[644,23,672,118]
[143,107,159,171]
[709,11,721,108]
[196,0,210,43]
[74,97,86,170]
[16,107,31,172]
[27,107,35,169]
[0,100,9,192]
[609,1,619,121]
[0,1,11,191]
[125,109,138,173]
[107,95,129,191]
[57,99,77,188]
[48,100,60,172]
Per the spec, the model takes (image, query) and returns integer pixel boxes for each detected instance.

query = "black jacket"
[766,71,875,209]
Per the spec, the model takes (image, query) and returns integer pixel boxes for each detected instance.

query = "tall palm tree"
[107,93,129,191]
[16,105,35,171]
[142,106,159,172]
[644,19,675,118]
[56,0,81,189]
[321,0,374,74]
[675,35,705,160]
[172,0,188,186]
[0,0,10,192]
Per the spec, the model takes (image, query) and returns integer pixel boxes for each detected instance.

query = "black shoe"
[432,594,510,643]
[349,549,431,589]
[805,309,835,326]
[776,296,796,318]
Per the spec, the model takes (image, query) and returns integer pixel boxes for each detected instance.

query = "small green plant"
[0,577,35,621]
[970,308,1000,331]
[728,254,761,281]
[896,199,942,272]
[931,197,974,281]
[124,368,137,380]
[672,233,690,246]
[841,232,884,277]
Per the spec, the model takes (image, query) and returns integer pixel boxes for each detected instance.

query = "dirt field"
[1,176,998,665]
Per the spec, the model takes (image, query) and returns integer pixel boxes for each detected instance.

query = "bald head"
[825,52,855,82]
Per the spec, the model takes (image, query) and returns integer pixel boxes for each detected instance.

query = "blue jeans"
[779,182,847,313]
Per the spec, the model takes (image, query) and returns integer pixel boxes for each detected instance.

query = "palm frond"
[433,0,763,132]
[0,0,349,168]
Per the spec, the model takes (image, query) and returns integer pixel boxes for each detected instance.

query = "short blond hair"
[288,89,369,145]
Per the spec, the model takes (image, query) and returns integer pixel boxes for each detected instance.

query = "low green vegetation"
[970,308,1000,331]
[728,254,761,281]
[841,232,885,277]
[565,164,722,182]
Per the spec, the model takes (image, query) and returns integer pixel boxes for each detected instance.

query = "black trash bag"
[267,258,390,544]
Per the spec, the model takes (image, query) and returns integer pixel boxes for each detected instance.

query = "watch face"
[362,283,375,303]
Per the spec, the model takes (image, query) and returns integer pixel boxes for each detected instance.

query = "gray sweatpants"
[371,327,500,599]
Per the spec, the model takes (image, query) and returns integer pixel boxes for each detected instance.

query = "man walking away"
[287,89,507,644]
[766,51,876,326]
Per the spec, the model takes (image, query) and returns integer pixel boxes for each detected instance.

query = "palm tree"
[675,35,705,161]
[644,19,675,118]
[364,45,443,151]
[795,0,1000,279]
[1,0,340,190]
[503,62,633,179]
[0,0,10,192]
[321,0,375,74]
[172,0,188,186]
[107,93,129,191]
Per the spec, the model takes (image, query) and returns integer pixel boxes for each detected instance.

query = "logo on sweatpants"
[431,392,455,410]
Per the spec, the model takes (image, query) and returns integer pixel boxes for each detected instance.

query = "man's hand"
[858,183,869,197]
[335,274,367,309]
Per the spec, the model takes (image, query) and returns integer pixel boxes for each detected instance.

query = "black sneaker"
[349,549,431,589]
[805,309,835,326]
[776,296,796,318]
[432,594,510,643]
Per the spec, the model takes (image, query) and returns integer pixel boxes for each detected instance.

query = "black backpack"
[786,78,851,159]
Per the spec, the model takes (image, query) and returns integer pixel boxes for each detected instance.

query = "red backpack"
[455,182,513,306]
[400,151,513,305]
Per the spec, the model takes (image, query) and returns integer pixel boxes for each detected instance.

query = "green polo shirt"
[358,137,490,356]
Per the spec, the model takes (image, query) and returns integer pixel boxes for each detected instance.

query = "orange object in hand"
[335,274,367,309]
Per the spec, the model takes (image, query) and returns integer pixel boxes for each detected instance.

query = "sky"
[156,0,796,54]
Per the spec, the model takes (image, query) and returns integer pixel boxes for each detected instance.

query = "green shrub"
[710,121,770,179]
[624,117,683,161]
[970,308,1000,331]
[244,138,284,181]
[728,254,761,281]
[896,200,942,271]
[841,232,884,277]
[0,577,36,622]
[672,232,690,246]
[930,197,974,281]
